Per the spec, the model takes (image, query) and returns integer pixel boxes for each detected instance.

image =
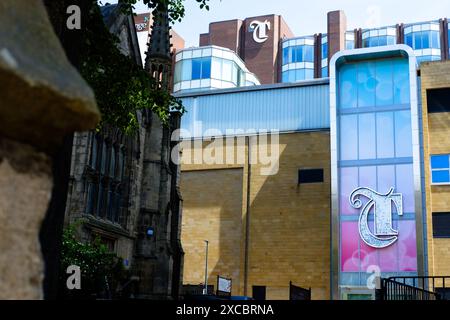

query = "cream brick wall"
[420,61,450,277]
[180,131,331,299]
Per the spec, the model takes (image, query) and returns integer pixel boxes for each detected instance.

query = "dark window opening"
[252,286,266,301]
[427,88,450,113]
[432,212,450,238]
[298,169,324,184]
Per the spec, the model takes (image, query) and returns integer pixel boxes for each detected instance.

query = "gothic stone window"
[86,132,127,226]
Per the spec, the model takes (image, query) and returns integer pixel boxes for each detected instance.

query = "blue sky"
[106,0,450,47]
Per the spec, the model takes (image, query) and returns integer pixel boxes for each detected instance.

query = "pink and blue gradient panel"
[339,164,418,273]
[340,220,417,272]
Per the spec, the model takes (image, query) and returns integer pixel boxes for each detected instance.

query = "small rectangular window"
[431,155,450,184]
[299,169,324,184]
[427,88,450,113]
[433,213,450,238]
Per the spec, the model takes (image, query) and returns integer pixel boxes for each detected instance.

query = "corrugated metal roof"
[177,80,330,138]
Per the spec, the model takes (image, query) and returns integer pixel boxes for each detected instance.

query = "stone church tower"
[134,3,184,299]
[64,3,183,300]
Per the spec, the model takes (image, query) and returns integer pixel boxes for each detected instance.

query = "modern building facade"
[173,10,450,93]
[175,20,450,299]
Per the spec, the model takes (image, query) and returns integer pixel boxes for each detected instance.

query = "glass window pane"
[422,31,430,49]
[375,60,394,106]
[378,37,387,46]
[283,47,289,64]
[393,59,410,105]
[231,62,238,84]
[432,170,450,184]
[201,58,211,79]
[431,31,440,49]
[358,113,376,159]
[222,59,232,82]
[192,59,202,80]
[295,46,303,62]
[405,33,413,48]
[282,71,288,82]
[322,66,328,78]
[211,57,221,79]
[346,40,354,50]
[305,68,314,79]
[377,165,395,194]
[395,111,412,157]
[357,62,376,107]
[340,115,358,160]
[431,155,450,169]
[296,69,305,81]
[288,70,295,83]
[174,62,182,83]
[304,46,314,62]
[181,59,192,81]
[377,112,395,158]
[322,43,328,59]
[414,32,422,49]
[339,63,357,109]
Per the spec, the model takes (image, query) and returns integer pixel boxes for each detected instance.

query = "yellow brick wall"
[420,61,450,277]
[180,168,245,295]
[180,131,331,299]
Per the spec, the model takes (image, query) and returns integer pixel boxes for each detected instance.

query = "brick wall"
[180,131,331,299]
[420,60,450,277]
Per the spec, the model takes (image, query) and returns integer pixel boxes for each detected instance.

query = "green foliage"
[81,2,184,135]
[115,0,212,23]
[59,222,128,299]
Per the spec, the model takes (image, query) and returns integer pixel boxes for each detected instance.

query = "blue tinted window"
[181,59,192,81]
[294,47,303,63]
[192,59,202,80]
[339,63,357,108]
[432,170,450,184]
[304,46,314,62]
[283,47,289,65]
[357,62,376,107]
[322,66,328,77]
[305,69,314,79]
[359,113,376,159]
[431,155,450,169]
[288,70,295,82]
[191,58,211,80]
[346,40,354,50]
[393,59,410,105]
[322,42,328,59]
[405,33,413,47]
[376,112,395,158]
[431,31,440,49]
[375,60,394,106]
[282,71,288,82]
[340,115,358,160]
[395,111,412,157]
[295,69,305,80]
[202,58,211,79]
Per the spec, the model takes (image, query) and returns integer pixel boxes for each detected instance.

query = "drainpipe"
[243,136,252,296]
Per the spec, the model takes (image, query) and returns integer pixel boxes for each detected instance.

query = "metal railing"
[377,276,450,300]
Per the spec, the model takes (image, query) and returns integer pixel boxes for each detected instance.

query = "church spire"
[145,3,172,90]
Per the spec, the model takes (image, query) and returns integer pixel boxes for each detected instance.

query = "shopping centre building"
[172,10,450,300]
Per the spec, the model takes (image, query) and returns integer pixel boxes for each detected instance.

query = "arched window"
[90,135,98,168]
[110,146,116,178]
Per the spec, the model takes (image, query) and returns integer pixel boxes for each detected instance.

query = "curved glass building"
[281,36,315,82]
[173,46,260,93]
